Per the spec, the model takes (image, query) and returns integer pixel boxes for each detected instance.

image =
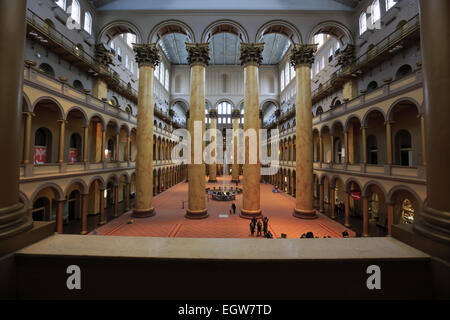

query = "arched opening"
[69,133,82,163]
[73,80,84,91]
[32,197,49,221]
[367,134,378,164]
[367,81,378,93]
[395,130,412,166]
[34,127,52,164]
[391,189,420,226]
[395,64,413,80]
[38,63,55,78]
[364,109,386,165]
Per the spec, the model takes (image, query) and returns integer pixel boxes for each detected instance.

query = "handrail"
[26,9,138,98]
[311,14,420,98]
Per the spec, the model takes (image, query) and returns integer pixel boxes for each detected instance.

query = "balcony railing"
[26,9,138,102]
[311,14,420,103]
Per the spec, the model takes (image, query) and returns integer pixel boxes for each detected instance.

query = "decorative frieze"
[185,43,210,67]
[132,43,160,67]
[290,44,317,68]
[240,43,264,67]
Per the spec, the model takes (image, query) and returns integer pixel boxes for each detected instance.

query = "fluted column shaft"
[414,0,450,245]
[131,43,159,218]
[58,120,66,163]
[291,44,317,219]
[0,0,32,240]
[232,115,240,182]
[83,126,89,162]
[185,43,209,219]
[239,43,264,219]
[208,111,217,182]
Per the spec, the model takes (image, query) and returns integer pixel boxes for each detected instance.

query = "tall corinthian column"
[208,108,218,182]
[185,43,210,219]
[0,0,32,240]
[414,0,450,247]
[291,44,318,220]
[239,43,264,219]
[231,108,241,182]
[131,43,159,218]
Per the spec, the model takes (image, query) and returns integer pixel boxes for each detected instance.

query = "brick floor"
[90,176,355,239]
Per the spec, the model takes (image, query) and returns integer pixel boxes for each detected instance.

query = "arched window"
[165,69,169,90]
[34,127,52,164]
[117,47,121,57]
[241,109,244,124]
[395,64,413,80]
[359,12,367,35]
[285,63,290,85]
[84,12,92,34]
[280,70,285,90]
[69,133,82,163]
[395,130,412,166]
[154,63,159,79]
[367,81,378,92]
[316,106,323,116]
[56,0,66,10]
[73,80,84,91]
[125,55,129,69]
[38,63,55,78]
[367,134,378,164]
[371,0,381,25]
[70,0,81,25]
[386,0,397,11]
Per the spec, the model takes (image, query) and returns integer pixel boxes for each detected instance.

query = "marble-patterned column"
[362,196,369,237]
[330,134,334,163]
[58,119,66,163]
[113,184,119,217]
[387,202,394,236]
[208,108,218,182]
[83,126,89,163]
[101,129,106,162]
[345,192,351,227]
[239,43,264,219]
[56,200,64,234]
[231,109,241,182]
[362,126,367,164]
[414,0,450,245]
[344,130,349,164]
[185,43,210,219]
[385,121,392,165]
[291,44,318,219]
[330,185,336,219]
[80,193,88,235]
[23,112,33,164]
[99,187,105,225]
[131,43,159,218]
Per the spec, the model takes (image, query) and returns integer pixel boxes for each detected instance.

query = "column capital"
[208,108,218,118]
[22,111,35,117]
[95,43,114,68]
[231,108,241,119]
[185,43,210,67]
[289,44,317,68]
[336,44,355,68]
[133,43,160,68]
[239,43,264,67]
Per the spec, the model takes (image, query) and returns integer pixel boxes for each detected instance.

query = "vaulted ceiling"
[90,0,359,10]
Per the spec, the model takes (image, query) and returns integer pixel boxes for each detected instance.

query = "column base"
[185,209,208,219]
[293,208,318,220]
[80,231,88,235]
[344,223,351,228]
[132,207,156,218]
[0,203,33,240]
[208,179,218,183]
[414,204,450,245]
[240,208,262,220]
[231,179,240,183]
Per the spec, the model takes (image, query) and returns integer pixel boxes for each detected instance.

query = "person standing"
[250,219,256,237]
[257,219,262,237]
[262,216,268,236]
[231,203,236,215]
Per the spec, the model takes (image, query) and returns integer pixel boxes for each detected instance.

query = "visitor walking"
[250,219,256,237]
[262,216,268,236]
[257,220,262,237]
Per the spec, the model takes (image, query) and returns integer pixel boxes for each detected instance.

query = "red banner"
[34,147,47,165]
[351,192,361,200]
[69,149,78,163]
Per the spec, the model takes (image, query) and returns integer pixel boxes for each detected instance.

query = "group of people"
[250,216,273,238]
[334,202,345,217]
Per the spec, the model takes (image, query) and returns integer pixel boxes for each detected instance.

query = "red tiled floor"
[90,176,355,239]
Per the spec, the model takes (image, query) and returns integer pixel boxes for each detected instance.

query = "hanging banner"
[34,147,47,165]
[351,192,361,200]
[69,149,78,163]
